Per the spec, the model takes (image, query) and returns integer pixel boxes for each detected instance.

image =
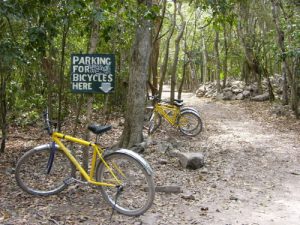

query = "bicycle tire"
[177,110,203,136]
[96,151,155,216]
[15,144,73,196]
[148,112,162,134]
[180,106,200,116]
[143,107,154,131]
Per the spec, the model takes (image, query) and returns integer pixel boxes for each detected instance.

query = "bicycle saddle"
[173,99,184,107]
[174,99,183,103]
[88,124,112,135]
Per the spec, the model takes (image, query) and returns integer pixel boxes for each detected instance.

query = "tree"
[149,0,166,94]
[158,1,176,98]
[237,1,264,93]
[214,29,221,93]
[170,2,186,102]
[271,0,299,117]
[0,1,22,153]
[80,0,101,173]
[119,0,153,149]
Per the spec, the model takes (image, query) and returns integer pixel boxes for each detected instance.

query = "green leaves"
[0,39,23,70]
[27,27,47,51]
[94,9,105,22]
[143,4,160,20]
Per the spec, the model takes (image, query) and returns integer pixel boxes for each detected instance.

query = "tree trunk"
[242,59,250,85]
[119,0,152,149]
[82,0,101,172]
[57,13,70,131]
[214,29,221,93]
[42,56,56,118]
[178,28,188,100]
[292,55,299,118]
[158,1,176,98]
[149,0,166,95]
[222,23,229,88]
[177,61,187,100]
[170,3,186,102]
[151,34,160,94]
[0,71,7,153]
[201,32,208,83]
[180,10,197,93]
[271,0,297,113]
[237,1,263,94]
[266,76,275,102]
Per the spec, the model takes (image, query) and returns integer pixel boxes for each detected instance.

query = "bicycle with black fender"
[15,109,155,216]
[146,95,203,136]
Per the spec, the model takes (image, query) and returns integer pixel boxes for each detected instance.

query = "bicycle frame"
[51,132,122,187]
[154,103,180,126]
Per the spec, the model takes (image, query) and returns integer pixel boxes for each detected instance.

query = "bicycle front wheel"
[148,112,161,134]
[15,144,73,196]
[96,151,155,216]
[177,110,203,136]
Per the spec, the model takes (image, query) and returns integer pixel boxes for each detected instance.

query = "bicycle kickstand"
[109,185,124,222]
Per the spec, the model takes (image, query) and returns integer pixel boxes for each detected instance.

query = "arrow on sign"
[99,82,113,93]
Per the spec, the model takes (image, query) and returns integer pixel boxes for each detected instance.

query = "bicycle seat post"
[95,134,100,145]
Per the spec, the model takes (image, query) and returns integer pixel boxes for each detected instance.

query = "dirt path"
[141,90,300,225]
[1,93,300,225]
[175,93,300,225]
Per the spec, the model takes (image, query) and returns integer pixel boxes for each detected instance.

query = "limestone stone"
[177,152,205,170]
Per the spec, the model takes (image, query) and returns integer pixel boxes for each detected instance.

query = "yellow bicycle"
[147,95,203,136]
[15,109,155,216]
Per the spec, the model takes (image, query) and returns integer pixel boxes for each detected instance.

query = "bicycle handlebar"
[148,95,184,105]
[148,95,160,101]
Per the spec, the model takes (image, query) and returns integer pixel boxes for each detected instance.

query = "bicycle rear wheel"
[96,151,155,216]
[15,144,73,196]
[177,110,203,136]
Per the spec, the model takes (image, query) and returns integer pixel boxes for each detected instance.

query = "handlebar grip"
[148,95,160,101]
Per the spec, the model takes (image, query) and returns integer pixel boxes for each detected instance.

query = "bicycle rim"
[178,110,203,136]
[15,146,73,196]
[96,152,155,216]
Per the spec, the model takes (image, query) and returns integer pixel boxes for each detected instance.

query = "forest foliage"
[0,0,299,152]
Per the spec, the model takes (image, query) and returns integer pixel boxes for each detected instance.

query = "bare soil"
[1,92,300,225]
